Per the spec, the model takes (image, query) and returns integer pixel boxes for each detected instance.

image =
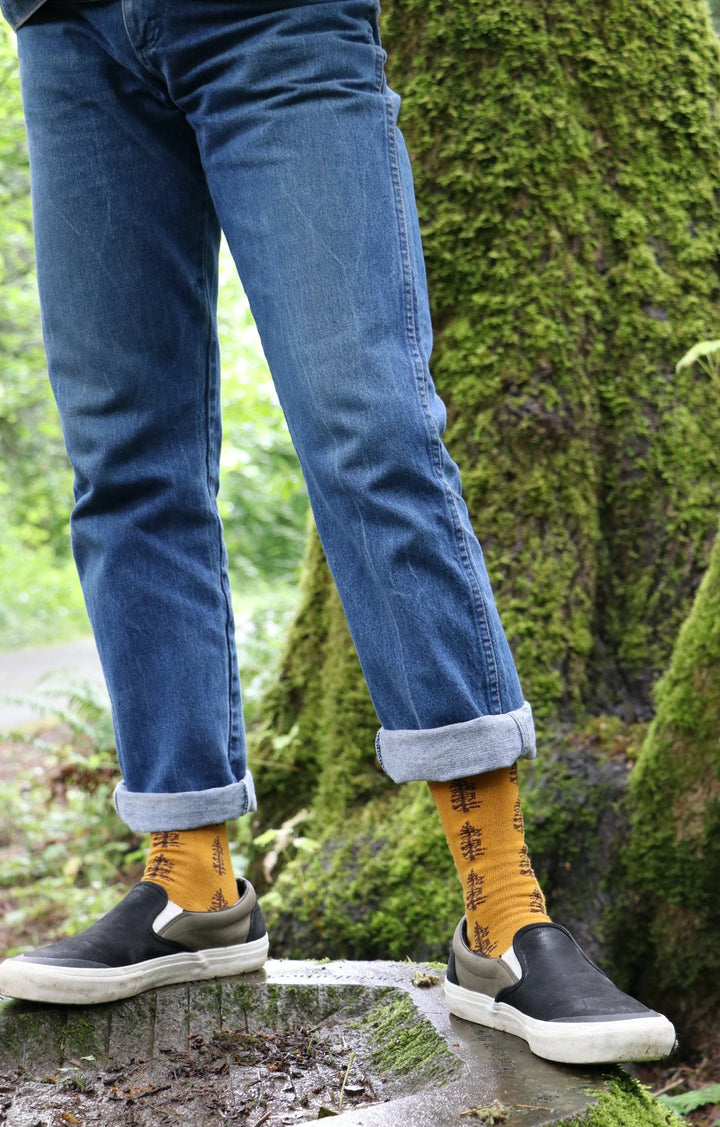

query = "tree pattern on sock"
[450,779,483,813]
[459,820,485,862]
[429,768,551,956]
[146,853,175,881]
[473,921,498,957]
[530,888,547,914]
[465,869,487,911]
[151,831,181,850]
[518,844,534,877]
[211,836,227,877]
[209,888,230,912]
[142,823,238,912]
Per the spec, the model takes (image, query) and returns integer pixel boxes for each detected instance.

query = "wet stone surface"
[0,960,614,1125]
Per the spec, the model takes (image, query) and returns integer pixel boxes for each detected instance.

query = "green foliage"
[0,21,307,644]
[0,689,143,952]
[676,338,720,378]
[0,539,88,648]
[0,23,74,558]
[217,246,308,588]
[657,1084,720,1115]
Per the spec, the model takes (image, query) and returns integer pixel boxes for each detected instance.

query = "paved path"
[0,637,104,731]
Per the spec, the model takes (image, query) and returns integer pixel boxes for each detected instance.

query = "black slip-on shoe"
[0,878,268,1006]
[445,919,676,1064]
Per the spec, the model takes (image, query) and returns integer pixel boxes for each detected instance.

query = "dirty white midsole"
[444,978,676,1064]
[0,935,269,1005]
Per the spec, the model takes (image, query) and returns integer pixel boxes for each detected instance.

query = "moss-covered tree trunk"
[624,524,720,1052]
[248,0,720,1052]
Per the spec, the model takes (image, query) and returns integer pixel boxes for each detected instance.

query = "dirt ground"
[0,1016,404,1127]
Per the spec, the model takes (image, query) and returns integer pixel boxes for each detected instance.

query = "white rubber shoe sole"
[0,934,269,1006]
[445,978,677,1064]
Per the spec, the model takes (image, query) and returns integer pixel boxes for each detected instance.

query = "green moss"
[382,0,720,720]
[249,534,385,835]
[260,784,459,961]
[624,524,720,1047]
[357,992,461,1082]
[58,1015,106,1064]
[557,1074,684,1126]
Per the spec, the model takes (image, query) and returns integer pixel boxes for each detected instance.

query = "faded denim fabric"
[17,0,535,832]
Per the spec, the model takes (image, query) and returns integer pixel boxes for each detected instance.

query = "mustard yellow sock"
[429,765,550,956]
[142,823,238,912]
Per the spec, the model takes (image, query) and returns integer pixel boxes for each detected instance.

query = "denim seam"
[369,17,385,93]
[120,0,154,81]
[380,88,503,715]
[9,0,45,31]
[200,189,241,763]
[120,0,165,85]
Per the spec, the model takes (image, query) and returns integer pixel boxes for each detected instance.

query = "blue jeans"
[17,0,535,833]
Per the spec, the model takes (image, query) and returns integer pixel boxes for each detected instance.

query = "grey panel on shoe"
[157,880,257,949]
[451,919,517,996]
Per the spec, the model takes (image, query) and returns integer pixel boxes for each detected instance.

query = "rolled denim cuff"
[375,700,536,783]
[113,770,257,832]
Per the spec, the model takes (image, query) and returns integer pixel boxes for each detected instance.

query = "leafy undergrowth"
[635,1055,720,1125]
[0,727,143,956]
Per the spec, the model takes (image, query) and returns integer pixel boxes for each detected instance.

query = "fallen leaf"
[459,1099,509,1123]
[412,969,440,988]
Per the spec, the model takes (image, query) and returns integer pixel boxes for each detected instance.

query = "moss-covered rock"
[521,718,643,965]
[384,0,720,719]
[356,991,463,1083]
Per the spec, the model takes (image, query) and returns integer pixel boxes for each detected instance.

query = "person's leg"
[158,0,670,1061]
[168,0,547,958]
[0,0,267,1004]
[16,0,253,831]
[164,0,532,772]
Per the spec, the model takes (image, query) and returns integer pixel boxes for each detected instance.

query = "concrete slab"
[0,960,614,1125]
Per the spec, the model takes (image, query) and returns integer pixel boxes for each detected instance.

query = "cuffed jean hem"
[113,770,257,832]
[375,700,536,784]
